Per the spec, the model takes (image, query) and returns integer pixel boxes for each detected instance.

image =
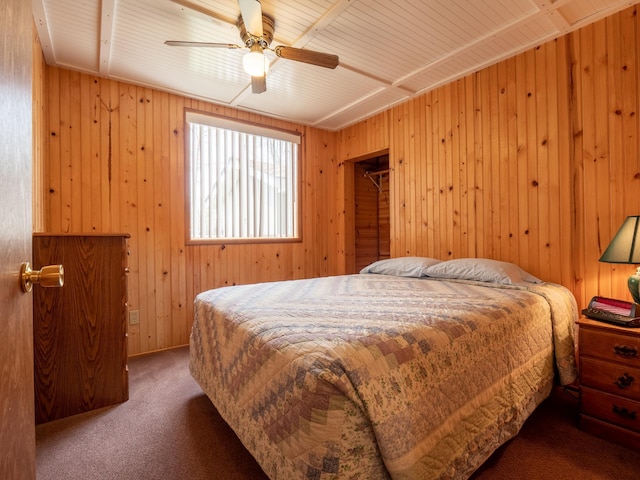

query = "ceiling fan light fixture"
[243,44,269,77]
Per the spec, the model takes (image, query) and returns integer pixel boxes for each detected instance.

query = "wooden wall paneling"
[619,9,640,302]
[445,82,456,258]
[594,20,614,298]
[461,77,474,258]
[436,85,449,259]
[473,69,486,259]
[341,158,355,273]
[545,40,561,284]
[306,128,319,276]
[107,79,121,231]
[137,86,154,352]
[426,89,437,257]
[504,57,520,265]
[64,71,76,231]
[417,96,427,257]
[81,74,94,231]
[119,82,139,354]
[621,9,639,221]
[46,67,60,231]
[312,128,324,278]
[440,84,450,258]
[488,64,501,261]
[406,96,416,256]
[535,44,551,281]
[436,84,458,258]
[170,94,188,345]
[33,25,46,233]
[570,28,587,305]
[605,12,624,297]
[388,105,399,257]
[185,246,196,336]
[59,70,72,231]
[387,106,398,257]
[154,91,170,348]
[555,36,574,291]
[450,80,462,259]
[476,66,491,259]
[514,51,530,273]
[317,127,337,276]
[525,48,540,276]
[393,103,407,257]
[580,23,604,301]
[547,38,569,287]
[427,89,437,256]
[84,74,95,230]
[337,111,389,161]
[413,95,425,255]
[604,11,629,301]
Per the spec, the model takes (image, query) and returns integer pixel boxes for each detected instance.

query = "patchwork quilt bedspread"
[189,274,577,479]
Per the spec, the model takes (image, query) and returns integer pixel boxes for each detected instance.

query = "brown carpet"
[36,346,640,479]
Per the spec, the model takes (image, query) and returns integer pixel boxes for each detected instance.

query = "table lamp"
[599,215,640,304]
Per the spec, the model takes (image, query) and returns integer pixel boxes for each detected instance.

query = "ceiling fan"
[165,0,340,94]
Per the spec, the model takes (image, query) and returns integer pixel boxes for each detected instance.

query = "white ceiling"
[33,0,636,131]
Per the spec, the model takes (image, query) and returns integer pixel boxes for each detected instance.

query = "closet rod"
[365,168,390,176]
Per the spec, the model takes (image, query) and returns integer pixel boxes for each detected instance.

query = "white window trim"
[186,112,301,145]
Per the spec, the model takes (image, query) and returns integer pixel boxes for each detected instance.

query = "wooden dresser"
[32,233,130,424]
[577,317,640,450]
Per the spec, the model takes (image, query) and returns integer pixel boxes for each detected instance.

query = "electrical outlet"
[129,310,140,325]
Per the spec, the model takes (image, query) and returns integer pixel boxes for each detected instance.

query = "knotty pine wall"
[33,25,45,233]
[40,67,339,355]
[38,4,640,355]
[337,4,640,310]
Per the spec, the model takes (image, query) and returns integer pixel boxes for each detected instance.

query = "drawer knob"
[614,373,635,389]
[614,344,638,358]
[612,405,637,420]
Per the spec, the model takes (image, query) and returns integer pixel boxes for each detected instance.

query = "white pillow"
[360,257,442,277]
[423,258,542,285]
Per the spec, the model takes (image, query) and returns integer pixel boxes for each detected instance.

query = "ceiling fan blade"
[251,75,266,94]
[165,41,241,49]
[274,46,339,69]
[238,0,263,37]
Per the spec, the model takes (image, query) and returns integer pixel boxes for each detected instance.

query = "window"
[186,111,300,242]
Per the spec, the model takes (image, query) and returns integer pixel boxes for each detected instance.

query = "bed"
[189,257,578,479]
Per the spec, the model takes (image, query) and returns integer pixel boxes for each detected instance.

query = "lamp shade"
[243,44,269,77]
[599,216,640,264]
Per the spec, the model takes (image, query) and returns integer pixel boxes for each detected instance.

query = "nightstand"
[577,317,640,450]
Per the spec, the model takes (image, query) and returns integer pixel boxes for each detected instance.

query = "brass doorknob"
[20,262,64,293]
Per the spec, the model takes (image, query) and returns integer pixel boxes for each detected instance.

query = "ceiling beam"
[99,0,117,75]
[32,0,55,64]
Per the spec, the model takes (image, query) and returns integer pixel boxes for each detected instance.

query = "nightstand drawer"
[581,357,640,401]
[581,386,640,433]
[580,327,640,367]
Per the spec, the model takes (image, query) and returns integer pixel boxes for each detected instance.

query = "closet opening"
[353,153,390,273]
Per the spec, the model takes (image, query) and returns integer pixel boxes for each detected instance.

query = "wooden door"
[0,0,36,478]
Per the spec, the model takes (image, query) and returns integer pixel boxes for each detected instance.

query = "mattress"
[189,274,577,479]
